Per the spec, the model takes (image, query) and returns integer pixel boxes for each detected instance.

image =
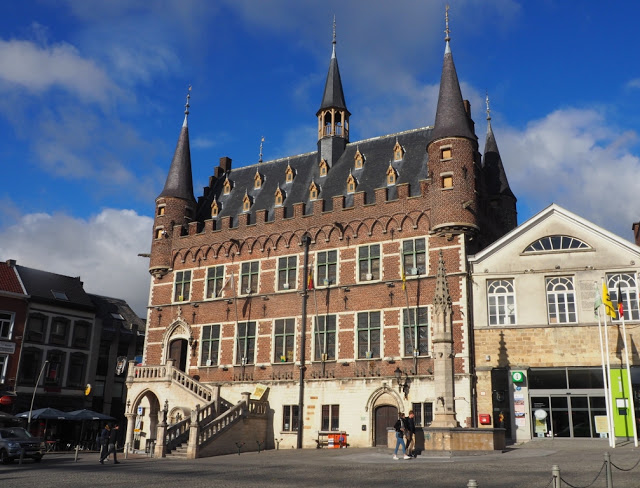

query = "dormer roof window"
[393,139,404,161]
[319,159,329,177]
[275,187,285,207]
[386,163,397,186]
[346,172,357,194]
[285,163,295,183]
[354,148,364,169]
[309,181,320,201]
[242,192,253,212]
[223,176,233,195]
[254,170,263,189]
[211,199,220,218]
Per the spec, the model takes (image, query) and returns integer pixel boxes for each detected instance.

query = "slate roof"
[431,42,476,142]
[484,120,515,199]
[197,126,433,222]
[317,45,349,115]
[0,261,26,295]
[89,294,146,334]
[16,265,95,311]
[158,123,196,202]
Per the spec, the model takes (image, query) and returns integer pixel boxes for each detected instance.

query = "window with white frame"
[487,280,516,325]
[0,354,7,383]
[358,244,380,281]
[274,318,295,362]
[0,311,14,340]
[201,324,221,366]
[236,321,256,365]
[357,311,381,359]
[402,238,426,276]
[206,266,225,298]
[546,277,577,324]
[403,307,429,357]
[316,250,337,286]
[277,256,297,291]
[321,404,339,431]
[607,273,640,321]
[240,261,259,294]
[174,270,192,302]
[314,315,336,361]
[282,405,299,431]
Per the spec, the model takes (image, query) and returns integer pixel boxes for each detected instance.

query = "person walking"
[98,424,110,464]
[404,410,416,457]
[107,424,121,464]
[393,412,411,460]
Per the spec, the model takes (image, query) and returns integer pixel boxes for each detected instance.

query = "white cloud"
[0,38,117,103]
[0,209,153,317]
[627,79,640,89]
[499,108,640,241]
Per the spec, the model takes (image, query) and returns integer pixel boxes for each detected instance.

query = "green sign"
[512,371,525,383]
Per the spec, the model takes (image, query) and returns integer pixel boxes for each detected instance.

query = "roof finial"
[486,92,491,121]
[259,136,265,164]
[332,15,336,59]
[183,84,192,128]
[444,5,451,42]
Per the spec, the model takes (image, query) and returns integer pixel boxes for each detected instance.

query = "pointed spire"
[317,17,348,115]
[431,6,475,142]
[433,250,452,314]
[158,89,195,202]
[483,94,515,198]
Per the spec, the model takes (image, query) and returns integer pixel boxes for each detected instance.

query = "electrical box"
[479,413,491,425]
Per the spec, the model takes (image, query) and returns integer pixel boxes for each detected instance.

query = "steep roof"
[197,127,432,221]
[483,119,515,199]
[89,294,146,334]
[16,265,95,311]
[430,40,475,142]
[158,115,196,202]
[317,33,349,115]
[0,261,26,295]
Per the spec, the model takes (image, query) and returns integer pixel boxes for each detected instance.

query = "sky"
[0,1,639,318]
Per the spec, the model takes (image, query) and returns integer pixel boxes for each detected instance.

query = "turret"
[150,90,197,278]
[427,7,480,238]
[317,17,350,168]
[483,94,517,236]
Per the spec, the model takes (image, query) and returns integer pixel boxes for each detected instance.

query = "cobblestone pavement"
[2,439,640,488]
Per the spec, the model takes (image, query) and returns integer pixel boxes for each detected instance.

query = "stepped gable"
[16,265,95,310]
[197,127,432,222]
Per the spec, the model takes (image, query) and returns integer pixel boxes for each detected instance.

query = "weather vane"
[185,84,191,115]
[486,92,491,121]
[445,5,450,42]
[259,136,264,163]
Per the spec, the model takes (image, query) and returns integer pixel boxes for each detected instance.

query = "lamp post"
[394,367,410,399]
[296,234,311,449]
[27,360,48,430]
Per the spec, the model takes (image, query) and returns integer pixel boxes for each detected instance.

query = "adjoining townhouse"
[126,15,518,456]
[470,204,640,443]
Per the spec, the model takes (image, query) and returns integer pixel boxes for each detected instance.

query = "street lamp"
[394,367,410,399]
[27,360,49,429]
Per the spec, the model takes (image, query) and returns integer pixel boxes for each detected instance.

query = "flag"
[594,289,602,318]
[617,281,625,318]
[218,272,234,297]
[307,268,314,290]
[401,264,406,291]
[602,282,617,319]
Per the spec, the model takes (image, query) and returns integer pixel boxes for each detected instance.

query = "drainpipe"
[296,234,311,449]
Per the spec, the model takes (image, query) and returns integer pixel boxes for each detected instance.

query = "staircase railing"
[165,416,191,453]
[170,367,214,403]
[198,398,268,448]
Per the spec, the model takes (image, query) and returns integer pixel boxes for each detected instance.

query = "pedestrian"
[105,424,121,464]
[393,412,411,460]
[98,424,110,464]
[404,410,416,457]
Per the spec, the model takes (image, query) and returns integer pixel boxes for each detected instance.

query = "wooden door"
[169,339,188,371]
[374,405,397,446]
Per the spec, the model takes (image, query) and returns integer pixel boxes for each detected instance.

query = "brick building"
[126,18,517,454]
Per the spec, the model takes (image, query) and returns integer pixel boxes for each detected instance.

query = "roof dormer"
[393,138,404,161]
[354,147,364,169]
[386,163,397,186]
[242,191,253,212]
[346,172,357,194]
[285,163,295,183]
[211,198,221,217]
[274,186,285,207]
[254,169,263,189]
[309,181,320,201]
[319,159,329,177]
[223,175,233,195]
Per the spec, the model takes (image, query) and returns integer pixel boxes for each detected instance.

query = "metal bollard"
[551,465,561,488]
[74,444,80,462]
[467,480,478,487]
[604,452,613,488]
[125,442,129,459]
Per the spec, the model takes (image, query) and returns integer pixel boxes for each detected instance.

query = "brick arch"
[413,211,431,231]
[384,216,401,234]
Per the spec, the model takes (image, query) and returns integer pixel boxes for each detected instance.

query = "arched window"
[524,236,590,253]
[487,280,516,325]
[546,277,576,324]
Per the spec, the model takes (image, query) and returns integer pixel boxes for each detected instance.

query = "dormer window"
[386,164,397,186]
[309,182,319,201]
[319,159,329,177]
[346,173,357,194]
[157,205,165,216]
[242,193,252,212]
[254,170,263,189]
[211,199,220,218]
[393,139,404,161]
[440,146,452,160]
[285,163,295,183]
[354,148,364,169]
[223,176,232,195]
[275,187,285,207]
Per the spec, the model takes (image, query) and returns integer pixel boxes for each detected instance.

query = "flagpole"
[232,272,242,377]
[596,292,614,448]
[602,280,616,447]
[619,286,638,447]
[401,254,416,374]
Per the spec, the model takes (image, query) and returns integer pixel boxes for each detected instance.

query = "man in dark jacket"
[100,424,121,464]
[98,424,110,464]
[404,410,417,457]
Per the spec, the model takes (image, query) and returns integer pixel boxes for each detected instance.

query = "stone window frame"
[403,306,430,358]
[321,404,340,431]
[402,238,427,277]
[273,318,296,363]
[487,279,516,325]
[441,171,453,189]
[316,250,338,287]
[277,255,297,292]
[357,243,381,282]
[546,276,577,324]
[173,270,192,303]
[235,321,256,365]
[240,261,260,295]
[356,310,381,359]
[314,314,337,361]
[200,324,221,367]
[157,205,166,216]
[282,404,299,432]
[440,145,453,161]
[205,265,225,299]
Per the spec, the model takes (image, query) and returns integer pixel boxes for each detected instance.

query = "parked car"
[0,427,44,463]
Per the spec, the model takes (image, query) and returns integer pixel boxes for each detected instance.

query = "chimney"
[219,157,232,173]
[6,259,16,267]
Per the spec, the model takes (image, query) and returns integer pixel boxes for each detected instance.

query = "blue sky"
[1,1,639,317]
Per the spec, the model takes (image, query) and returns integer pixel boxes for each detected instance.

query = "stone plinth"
[423,427,505,452]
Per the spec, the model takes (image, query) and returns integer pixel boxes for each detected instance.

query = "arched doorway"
[169,339,188,372]
[374,405,398,446]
